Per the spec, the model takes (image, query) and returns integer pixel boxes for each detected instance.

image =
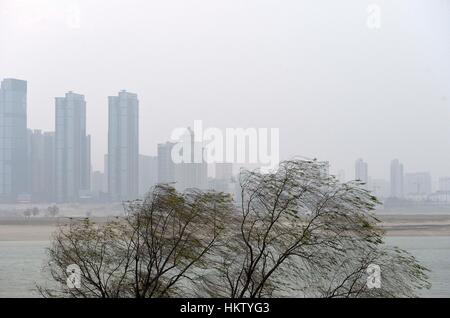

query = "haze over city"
[1,0,450,301]
[1,0,449,181]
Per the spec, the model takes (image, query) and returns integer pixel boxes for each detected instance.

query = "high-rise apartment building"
[108,90,139,201]
[55,92,91,202]
[355,158,369,185]
[0,78,28,202]
[28,130,55,202]
[390,159,404,198]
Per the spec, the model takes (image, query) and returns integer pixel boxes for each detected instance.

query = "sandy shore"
[0,225,56,241]
[378,214,450,237]
[0,217,99,241]
[1,215,450,241]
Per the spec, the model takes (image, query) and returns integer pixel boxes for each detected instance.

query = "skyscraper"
[390,159,404,198]
[43,131,56,202]
[55,92,91,202]
[355,158,369,185]
[108,90,139,201]
[0,78,28,202]
[28,130,55,202]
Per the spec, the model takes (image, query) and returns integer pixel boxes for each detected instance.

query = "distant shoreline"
[378,214,450,237]
[1,215,450,241]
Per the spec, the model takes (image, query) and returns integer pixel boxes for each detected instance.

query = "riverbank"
[379,214,450,236]
[1,214,450,241]
[0,217,111,241]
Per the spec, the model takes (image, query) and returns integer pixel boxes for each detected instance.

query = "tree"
[39,185,232,298]
[23,209,32,219]
[32,207,40,217]
[40,160,430,298]
[199,160,430,298]
[48,205,59,218]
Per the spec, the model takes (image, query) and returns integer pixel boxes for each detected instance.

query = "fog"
[1,0,449,181]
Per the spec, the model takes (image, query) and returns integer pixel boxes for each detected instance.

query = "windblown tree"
[198,160,430,298]
[40,160,430,298]
[39,185,232,298]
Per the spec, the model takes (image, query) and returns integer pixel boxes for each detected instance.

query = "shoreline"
[378,214,450,236]
[1,215,450,241]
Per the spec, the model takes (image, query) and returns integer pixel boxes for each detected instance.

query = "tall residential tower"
[355,158,369,185]
[390,159,404,198]
[55,92,91,202]
[108,90,139,201]
[0,78,28,202]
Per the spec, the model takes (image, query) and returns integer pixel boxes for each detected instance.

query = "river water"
[0,238,448,298]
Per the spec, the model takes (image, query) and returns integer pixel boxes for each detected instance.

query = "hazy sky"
[1,0,449,181]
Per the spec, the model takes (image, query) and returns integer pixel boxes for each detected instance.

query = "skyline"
[2,76,450,188]
[2,76,450,198]
[1,0,450,302]
[2,76,449,183]
[1,0,450,180]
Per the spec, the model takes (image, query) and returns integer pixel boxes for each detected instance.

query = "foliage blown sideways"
[38,159,430,298]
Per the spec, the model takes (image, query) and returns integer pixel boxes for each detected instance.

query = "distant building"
[158,142,176,184]
[355,159,369,185]
[0,78,28,202]
[43,132,56,201]
[91,171,104,194]
[216,162,233,181]
[103,154,109,194]
[108,90,139,202]
[428,191,450,204]
[175,156,208,192]
[55,92,91,202]
[157,129,208,192]
[173,128,208,192]
[368,178,390,199]
[211,162,234,193]
[337,169,346,183]
[439,177,450,192]
[139,155,158,197]
[405,172,432,196]
[390,159,404,198]
[28,130,55,202]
